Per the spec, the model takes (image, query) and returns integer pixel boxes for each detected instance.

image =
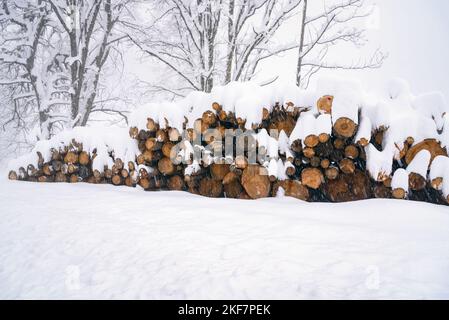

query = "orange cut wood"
[301,168,324,189]
[333,117,357,138]
[317,95,333,114]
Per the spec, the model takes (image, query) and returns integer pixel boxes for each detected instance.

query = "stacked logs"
[7,139,139,188]
[8,98,449,206]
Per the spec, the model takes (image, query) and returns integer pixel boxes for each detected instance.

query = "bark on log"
[168,175,185,191]
[290,140,302,153]
[199,178,223,198]
[224,180,243,198]
[273,180,309,201]
[405,139,447,165]
[223,171,239,185]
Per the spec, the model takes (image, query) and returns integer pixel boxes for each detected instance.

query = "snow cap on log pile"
[365,144,394,181]
[315,75,363,125]
[406,150,431,177]
[8,126,139,173]
[289,112,332,147]
[429,156,449,190]
[391,168,409,192]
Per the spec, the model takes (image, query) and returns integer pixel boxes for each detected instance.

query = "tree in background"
[132,0,385,96]
[0,0,133,149]
[130,0,302,97]
[296,0,387,88]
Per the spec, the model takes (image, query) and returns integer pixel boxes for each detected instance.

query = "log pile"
[8,97,449,206]
[7,139,139,187]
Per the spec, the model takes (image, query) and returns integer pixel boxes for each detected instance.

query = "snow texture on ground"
[0,179,448,299]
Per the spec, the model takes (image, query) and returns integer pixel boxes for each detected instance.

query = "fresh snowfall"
[1,77,449,299]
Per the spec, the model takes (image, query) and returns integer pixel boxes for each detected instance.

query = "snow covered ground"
[0,178,448,299]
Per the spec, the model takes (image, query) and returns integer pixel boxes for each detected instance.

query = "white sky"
[127,0,449,101]
[255,0,449,99]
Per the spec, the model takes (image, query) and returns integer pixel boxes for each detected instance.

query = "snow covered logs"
[127,99,391,203]
[7,142,139,187]
[8,96,449,205]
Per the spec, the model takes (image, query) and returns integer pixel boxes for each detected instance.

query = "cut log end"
[129,127,139,139]
[317,95,333,114]
[64,151,78,164]
[333,117,357,138]
[392,188,406,199]
[146,118,158,132]
[339,158,355,174]
[318,133,330,143]
[212,102,221,112]
[325,167,339,180]
[431,177,443,190]
[344,145,359,159]
[357,137,369,147]
[241,165,271,199]
[409,172,426,191]
[304,134,319,148]
[8,170,18,180]
[301,167,324,189]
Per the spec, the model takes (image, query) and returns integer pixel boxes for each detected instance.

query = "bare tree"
[48,0,132,126]
[128,0,223,94]
[225,0,302,83]
[0,0,69,139]
[133,0,384,95]
[295,0,387,87]
[0,0,135,155]
[130,0,302,96]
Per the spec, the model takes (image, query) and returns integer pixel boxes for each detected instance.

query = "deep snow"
[0,179,448,299]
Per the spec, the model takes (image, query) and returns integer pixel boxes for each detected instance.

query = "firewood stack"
[7,139,138,188]
[8,97,449,206]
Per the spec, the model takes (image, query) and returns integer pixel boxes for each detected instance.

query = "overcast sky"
[128,0,449,102]
[255,0,449,99]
